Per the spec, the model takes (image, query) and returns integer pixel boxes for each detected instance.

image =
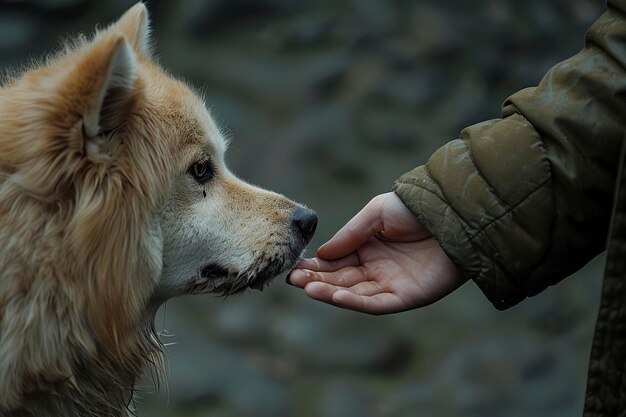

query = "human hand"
[287,192,466,314]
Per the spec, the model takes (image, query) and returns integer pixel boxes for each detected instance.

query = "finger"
[288,267,367,289]
[296,253,361,272]
[317,196,385,260]
[304,283,410,314]
[303,281,341,305]
[332,290,409,315]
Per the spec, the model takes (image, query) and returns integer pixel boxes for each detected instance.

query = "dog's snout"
[291,207,318,242]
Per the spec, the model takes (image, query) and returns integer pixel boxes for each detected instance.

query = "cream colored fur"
[0,4,314,416]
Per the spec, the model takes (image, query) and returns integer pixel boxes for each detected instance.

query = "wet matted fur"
[0,4,317,416]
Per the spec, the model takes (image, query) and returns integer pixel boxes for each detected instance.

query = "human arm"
[290,2,626,311]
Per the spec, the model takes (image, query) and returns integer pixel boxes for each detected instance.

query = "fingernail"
[286,269,304,286]
[288,269,308,286]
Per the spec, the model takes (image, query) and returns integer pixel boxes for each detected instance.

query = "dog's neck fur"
[2,308,164,417]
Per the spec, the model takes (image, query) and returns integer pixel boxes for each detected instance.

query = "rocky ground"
[0,0,607,416]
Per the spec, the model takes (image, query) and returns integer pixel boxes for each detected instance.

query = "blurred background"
[0,0,608,416]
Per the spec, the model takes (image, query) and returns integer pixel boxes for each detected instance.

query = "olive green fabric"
[393,2,626,415]
[584,143,626,417]
[394,3,625,309]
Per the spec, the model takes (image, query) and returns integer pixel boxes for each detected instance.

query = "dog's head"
[0,4,315,351]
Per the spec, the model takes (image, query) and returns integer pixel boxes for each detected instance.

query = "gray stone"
[138,304,291,417]
[377,38,419,70]
[0,13,39,52]
[317,380,373,417]
[349,0,396,36]
[215,296,269,343]
[369,68,447,108]
[164,338,291,416]
[230,379,291,417]
[196,410,240,417]
[432,334,581,416]
[528,2,562,37]
[274,306,413,372]
[357,107,420,151]
[282,104,368,184]
[280,14,336,48]
[410,4,465,56]
[185,0,288,37]
[388,383,435,415]
[33,0,87,10]
[297,51,350,97]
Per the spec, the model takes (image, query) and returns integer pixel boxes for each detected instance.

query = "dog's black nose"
[292,207,318,242]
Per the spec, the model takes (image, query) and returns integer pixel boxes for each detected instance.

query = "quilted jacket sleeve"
[393,2,626,310]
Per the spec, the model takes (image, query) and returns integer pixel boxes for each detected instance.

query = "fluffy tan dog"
[0,4,317,416]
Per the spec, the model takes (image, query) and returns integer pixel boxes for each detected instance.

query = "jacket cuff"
[393,168,528,310]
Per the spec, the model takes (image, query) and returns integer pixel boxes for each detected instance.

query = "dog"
[0,4,317,416]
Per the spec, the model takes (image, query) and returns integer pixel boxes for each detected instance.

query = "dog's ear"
[73,34,137,138]
[63,4,150,139]
[113,2,151,57]
[66,35,146,354]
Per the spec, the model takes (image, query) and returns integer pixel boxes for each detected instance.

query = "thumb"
[317,194,386,260]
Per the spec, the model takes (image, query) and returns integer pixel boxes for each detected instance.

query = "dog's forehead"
[147,72,225,156]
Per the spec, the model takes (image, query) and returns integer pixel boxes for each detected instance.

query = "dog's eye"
[189,159,214,184]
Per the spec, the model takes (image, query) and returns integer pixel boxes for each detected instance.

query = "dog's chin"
[188,249,303,296]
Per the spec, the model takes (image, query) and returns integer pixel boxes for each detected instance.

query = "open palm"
[288,192,466,314]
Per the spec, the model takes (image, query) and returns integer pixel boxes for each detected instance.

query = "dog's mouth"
[190,251,299,296]
[201,263,276,293]
[184,215,316,297]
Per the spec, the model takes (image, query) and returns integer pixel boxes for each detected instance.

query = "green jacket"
[393,2,626,416]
